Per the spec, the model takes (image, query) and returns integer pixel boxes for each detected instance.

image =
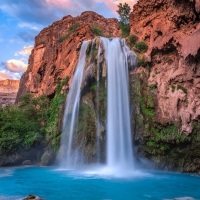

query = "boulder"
[22,160,32,165]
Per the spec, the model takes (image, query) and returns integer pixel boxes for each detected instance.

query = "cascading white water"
[59,37,137,175]
[102,38,136,172]
[96,43,101,163]
[59,41,89,168]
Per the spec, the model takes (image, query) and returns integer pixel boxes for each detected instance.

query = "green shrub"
[134,41,148,53]
[120,23,130,38]
[137,57,146,67]
[69,22,79,32]
[0,95,50,154]
[177,84,187,94]
[171,85,175,93]
[91,26,104,36]
[0,76,70,154]
[127,34,138,45]
[149,83,157,90]
[45,76,69,150]
[57,23,79,43]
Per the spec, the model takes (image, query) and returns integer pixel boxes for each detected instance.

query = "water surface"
[0,167,199,200]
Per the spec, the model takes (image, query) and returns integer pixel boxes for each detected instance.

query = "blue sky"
[0,0,136,80]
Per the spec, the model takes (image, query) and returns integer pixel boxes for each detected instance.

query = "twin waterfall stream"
[58,37,137,176]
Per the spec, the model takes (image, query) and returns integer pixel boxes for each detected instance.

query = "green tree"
[117,3,131,24]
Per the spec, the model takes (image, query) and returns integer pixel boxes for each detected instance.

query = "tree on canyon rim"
[117,3,131,37]
[117,2,131,24]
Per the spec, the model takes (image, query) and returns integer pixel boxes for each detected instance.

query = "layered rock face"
[130,0,200,134]
[0,79,19,106]
[129,0,200,173]
[16,11,119,103]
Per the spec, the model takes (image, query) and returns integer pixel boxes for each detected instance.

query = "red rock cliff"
[16,11,119,102]
[130,0,200,134]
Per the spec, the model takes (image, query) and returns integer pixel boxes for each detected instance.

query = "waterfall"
[59,37,137,174]
[105,38,135,171]
[59,41,89,168]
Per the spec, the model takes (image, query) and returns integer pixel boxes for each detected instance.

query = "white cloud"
[3,59,27,73]
[0,38,4,42]
[17,46,33,56]
[18,22,40,30]
[0,70,13,80]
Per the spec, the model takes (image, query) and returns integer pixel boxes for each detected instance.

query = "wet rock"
[0,146,43,167]
[22,194,45,200]
[22,160,31,165]
[40,151,54,166]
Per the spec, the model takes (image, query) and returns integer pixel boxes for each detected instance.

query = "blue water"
[0,166,199,200]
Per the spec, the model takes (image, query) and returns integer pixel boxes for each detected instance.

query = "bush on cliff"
[91,25,104,36]
[45,76,69,150]
[57,23,80,43]
[120,23,130,38]
[127,34,138,46]
[134,42,148,53]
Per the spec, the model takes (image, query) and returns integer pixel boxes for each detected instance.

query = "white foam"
[0,169,13,178]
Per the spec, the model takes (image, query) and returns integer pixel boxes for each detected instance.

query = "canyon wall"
[129,0,200,173]
[0,79,19,106]
[15,1,200,173]
[16,11,119,103]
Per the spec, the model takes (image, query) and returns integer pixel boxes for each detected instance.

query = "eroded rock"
[130,0,200,135]
[16,11,119,103]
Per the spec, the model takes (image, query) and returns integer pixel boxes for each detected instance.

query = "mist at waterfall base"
[58,37,139,176]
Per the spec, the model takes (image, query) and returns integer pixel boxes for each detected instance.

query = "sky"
[0,0,136,80]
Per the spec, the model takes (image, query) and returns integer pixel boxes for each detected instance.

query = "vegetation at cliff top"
[57,23,80,43]
[91,25,104,37]
[117,3,131,38]
[0,77,69,155]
